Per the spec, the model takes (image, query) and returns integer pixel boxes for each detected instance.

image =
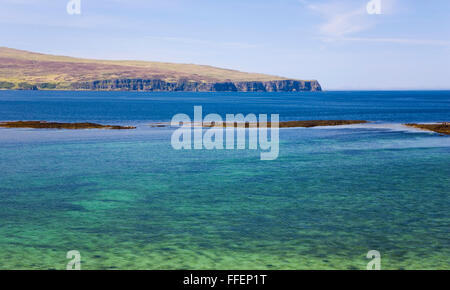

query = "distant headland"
[0,47,321,92]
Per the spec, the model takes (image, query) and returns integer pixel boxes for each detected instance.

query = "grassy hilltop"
[0,47,321,92]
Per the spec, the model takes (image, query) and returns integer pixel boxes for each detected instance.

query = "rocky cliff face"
[70,79,322,92]
[1,48,322,92]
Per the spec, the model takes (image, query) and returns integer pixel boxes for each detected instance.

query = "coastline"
[0,79,322,92]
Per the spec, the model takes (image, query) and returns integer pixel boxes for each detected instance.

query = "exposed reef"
[0,121,136,130]
[207,120,366,128]
[151,120,367,128]
[404,123,450,135]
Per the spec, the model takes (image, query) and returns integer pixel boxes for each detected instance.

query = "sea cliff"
[0,47,322,92]
[70,79,322,92]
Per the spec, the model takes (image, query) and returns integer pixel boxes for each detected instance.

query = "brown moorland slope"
[0,47,321,92]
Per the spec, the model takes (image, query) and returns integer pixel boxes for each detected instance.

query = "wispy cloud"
[338,37,450,46]
[301,0,450,47]
[303,0,374,38]
[156,36,258,49]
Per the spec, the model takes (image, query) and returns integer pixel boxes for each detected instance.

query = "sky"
[0,0,449,90]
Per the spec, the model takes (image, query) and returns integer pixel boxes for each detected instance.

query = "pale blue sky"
[1,0,449,90]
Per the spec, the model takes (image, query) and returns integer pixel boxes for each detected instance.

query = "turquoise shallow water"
[0,91,449,269]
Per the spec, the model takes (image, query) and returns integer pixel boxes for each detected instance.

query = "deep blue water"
[0,90,449,270]
[0,90,449,124]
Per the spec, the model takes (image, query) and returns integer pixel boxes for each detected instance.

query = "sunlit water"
[0,91,449,269]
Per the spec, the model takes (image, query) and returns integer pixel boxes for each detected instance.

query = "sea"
[0,90,449,269]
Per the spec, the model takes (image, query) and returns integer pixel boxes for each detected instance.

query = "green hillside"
[0,47,321,92]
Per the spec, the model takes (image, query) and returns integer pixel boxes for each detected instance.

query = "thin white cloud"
[147,36,259,50]
[338,37,450,46]
[302,0,450,47]
[303,0,373,38]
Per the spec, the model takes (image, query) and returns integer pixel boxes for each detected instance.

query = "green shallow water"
[0,126,449,269]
